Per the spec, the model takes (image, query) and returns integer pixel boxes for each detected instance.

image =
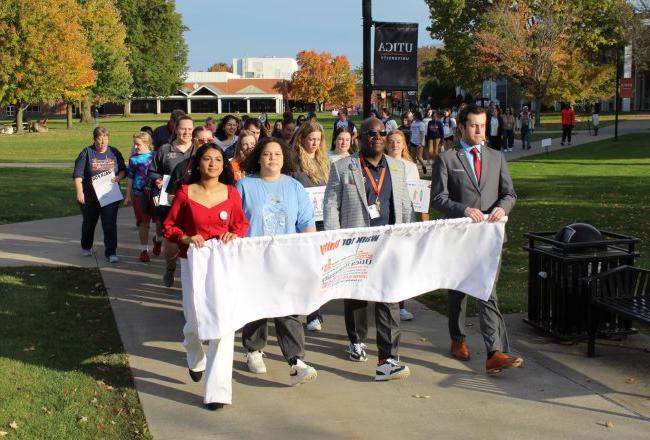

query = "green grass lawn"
[418,133,650,316]
[0,168,80,224]
[0,267,151,439]
[537,111,648,130]
[0,113,349,163]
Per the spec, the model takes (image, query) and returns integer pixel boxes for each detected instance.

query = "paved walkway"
[1,119,649,439]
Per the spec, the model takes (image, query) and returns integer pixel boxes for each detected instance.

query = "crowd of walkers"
[72,104,527,410]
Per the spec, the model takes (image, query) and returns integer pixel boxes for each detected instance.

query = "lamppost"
[362,0,372,118]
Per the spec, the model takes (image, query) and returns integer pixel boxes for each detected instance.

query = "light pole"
[362,0,372,118]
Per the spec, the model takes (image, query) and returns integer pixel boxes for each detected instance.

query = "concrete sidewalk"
[1,208,649,439]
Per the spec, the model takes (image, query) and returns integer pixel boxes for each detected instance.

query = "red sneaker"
[152,238,161,256]
[140,250,151,262]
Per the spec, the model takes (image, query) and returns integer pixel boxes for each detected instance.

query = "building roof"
[183,78,285,96]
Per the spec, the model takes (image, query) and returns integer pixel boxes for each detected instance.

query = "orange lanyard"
[360,156,386,200]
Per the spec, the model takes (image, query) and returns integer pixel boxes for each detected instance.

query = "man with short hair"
[152,109,186,149]
[323,117,415,381]
[280,120,296,144]
[430,104,523,374]
[242,118,262,142]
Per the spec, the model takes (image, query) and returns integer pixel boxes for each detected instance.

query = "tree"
[329,56,356,108]
[114,0,188,114]
[423,0,489,93]
[208,62,232,73]
[417,46,439,98]
[290,51,334,111]
[473,0,633,124]
[631,1,650,74]
[0,0,96,132]
[78,0,133,122]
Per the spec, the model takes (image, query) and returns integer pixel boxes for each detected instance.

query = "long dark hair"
[187,143,235,185]
[331,126,357,152]
[241,137,296,176]
[215,115,240,141]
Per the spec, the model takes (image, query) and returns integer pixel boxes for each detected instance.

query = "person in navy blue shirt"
[73,127,126,262]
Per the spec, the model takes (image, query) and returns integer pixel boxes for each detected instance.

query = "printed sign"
[91,170,123,207]
[304,186,326,222]
[407,179,431,213]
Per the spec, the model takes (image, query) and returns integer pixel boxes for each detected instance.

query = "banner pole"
[362,0,372,118]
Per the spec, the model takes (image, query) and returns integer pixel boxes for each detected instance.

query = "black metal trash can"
[524,224,640,340]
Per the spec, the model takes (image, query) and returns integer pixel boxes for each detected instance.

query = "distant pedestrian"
[502,108,516,152]
[92,107,100,126]
[408,111,427,174]
[519,106,532,150]
[560,103,576,146]
[592,109,599,136]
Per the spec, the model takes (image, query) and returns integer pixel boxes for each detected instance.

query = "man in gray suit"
[324,117,415,381]
[431,104,524,374]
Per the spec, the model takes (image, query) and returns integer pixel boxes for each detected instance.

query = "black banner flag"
[373,22,418,90]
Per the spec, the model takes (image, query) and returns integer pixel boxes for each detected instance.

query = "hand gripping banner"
[188,218,506,340]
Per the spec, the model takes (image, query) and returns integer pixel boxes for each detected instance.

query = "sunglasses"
[364,130,387,138]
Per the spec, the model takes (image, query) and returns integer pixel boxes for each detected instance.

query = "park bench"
[585,265,650,357]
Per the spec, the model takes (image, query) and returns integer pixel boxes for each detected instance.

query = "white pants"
[181,258,234,404]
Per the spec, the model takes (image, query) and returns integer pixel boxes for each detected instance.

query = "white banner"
[188,218,506,340]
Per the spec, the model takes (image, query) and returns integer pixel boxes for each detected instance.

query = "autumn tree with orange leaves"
[290,51,356,110]
[474,0,632,124]
[0,0,96,132]
[208,62,233,73]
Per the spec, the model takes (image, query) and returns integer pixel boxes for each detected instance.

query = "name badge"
[367,204,381,219]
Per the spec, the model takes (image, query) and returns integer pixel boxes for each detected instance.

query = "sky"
[176,0,439,71]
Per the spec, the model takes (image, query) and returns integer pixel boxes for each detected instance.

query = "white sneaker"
[347,342,368,362]
[399,308,414,321]
[375,358,410,381]
[290,359,317,386]
[246,350,267,374]
[306,318,322,331]
[81,248,93,257]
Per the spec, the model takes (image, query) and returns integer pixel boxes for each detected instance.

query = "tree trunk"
[123,101,131,117]
[15,103,24,134]
[66,104,73,129]
[80,97,93,123]
[534,98,542,127]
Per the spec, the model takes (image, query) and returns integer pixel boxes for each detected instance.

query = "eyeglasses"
[364,130,387,138]
[197,138,213,144]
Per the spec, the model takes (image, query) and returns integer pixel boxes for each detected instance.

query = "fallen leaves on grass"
[0,431,8,436]
[9,421,18,430]
[78,416,88,424]
[41,406,53,416]
[23,345,35,352]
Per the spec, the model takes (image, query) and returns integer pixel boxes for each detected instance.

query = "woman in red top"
[164,143,249,411]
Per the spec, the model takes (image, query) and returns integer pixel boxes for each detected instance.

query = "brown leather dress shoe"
[450,340,470,361]
[486,351,524,374]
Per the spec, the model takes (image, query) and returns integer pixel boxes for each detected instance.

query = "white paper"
[158,175,172,206]
[541,138,552,148]
[407,179,432,213]
[304,186,326,222]
[91,170,123,207]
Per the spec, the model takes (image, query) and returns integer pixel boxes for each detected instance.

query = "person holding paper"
[148,115,195,287]
[236,138,319,387]
[323,117,415,381]
[291,120,331,332]
[430,104,523,375]
[163,142,249,410]
[72,127,126,263]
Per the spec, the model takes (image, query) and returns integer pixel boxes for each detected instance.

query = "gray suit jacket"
[430,145,516,219]
[323,153,415,230]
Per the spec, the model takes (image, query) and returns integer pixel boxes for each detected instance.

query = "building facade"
[232,57,298,80]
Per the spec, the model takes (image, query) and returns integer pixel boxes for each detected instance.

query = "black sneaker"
[347,343,368,362]
[375,358,410,381]
[163,268,175,287]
